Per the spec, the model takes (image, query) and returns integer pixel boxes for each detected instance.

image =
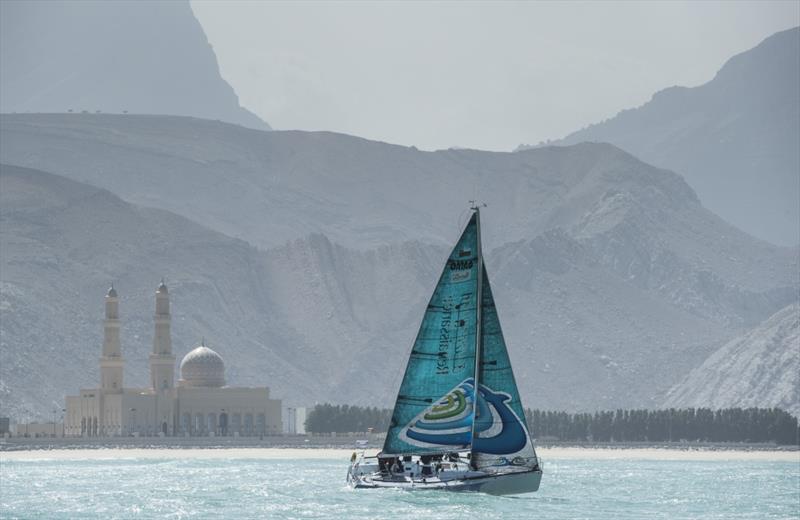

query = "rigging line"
[456,207,471,236]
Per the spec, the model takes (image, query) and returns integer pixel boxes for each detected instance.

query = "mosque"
[64,282,282,437]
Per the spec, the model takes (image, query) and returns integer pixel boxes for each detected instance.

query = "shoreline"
[1,444,798,462]
[2,436,797,452]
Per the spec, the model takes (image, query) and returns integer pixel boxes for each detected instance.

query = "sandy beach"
[2,446,797,462]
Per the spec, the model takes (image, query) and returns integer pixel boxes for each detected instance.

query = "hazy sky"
[191,1,799,151]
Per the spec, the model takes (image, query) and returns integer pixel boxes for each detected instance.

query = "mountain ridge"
[1,135,796,419]
[1,113,794,316]
[524,27,800,247]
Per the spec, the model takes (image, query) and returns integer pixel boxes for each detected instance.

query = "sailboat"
[347,206,542,495]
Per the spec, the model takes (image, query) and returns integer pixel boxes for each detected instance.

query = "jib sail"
[471,267,538,470]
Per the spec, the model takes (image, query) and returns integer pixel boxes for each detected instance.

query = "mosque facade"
[64,282,282,437]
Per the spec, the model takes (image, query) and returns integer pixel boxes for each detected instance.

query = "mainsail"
[471,267,539,469]
[383,213,481,455]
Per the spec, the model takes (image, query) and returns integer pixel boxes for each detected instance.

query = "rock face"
[664,304,800,416]
[0,0,269,130]
[541,27,800,247]
[0,115,797,420]
[0,114,795,270]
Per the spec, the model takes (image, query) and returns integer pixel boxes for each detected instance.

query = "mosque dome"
[107,285,118,298]
[179,344,225,387]
[157,280,168,294]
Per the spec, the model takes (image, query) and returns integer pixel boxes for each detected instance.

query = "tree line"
[305,404,798,445]
[525,408,798,445]
[304,404,392,435]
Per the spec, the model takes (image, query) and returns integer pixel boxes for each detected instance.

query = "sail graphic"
[471,268,539,469]
[383,214,480,455]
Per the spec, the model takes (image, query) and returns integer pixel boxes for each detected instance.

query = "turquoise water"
[1,455,798,519]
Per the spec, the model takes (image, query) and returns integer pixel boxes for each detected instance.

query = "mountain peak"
[713,26,799,84]
[0,0,269,131]
[550,27,800,247]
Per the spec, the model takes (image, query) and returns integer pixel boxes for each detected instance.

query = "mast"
[470,203,484,461]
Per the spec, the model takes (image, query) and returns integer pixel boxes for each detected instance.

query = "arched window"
[195,413,204,435]
[207,413,217,435]
[257,414,266,435]
[232,413,242,434]
[181,413,191,435]
[244,414,254,436]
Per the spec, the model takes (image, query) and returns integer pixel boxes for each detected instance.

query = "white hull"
[348,466,542,495]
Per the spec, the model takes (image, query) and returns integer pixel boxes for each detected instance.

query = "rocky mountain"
[0,113,796,280]
[0,114,800,413]
[0,164,715,417]
[529,27,800,247]
[663,304,800,416]
[0,0,268,130]
[0,115,797,419]
[1,115,795,313]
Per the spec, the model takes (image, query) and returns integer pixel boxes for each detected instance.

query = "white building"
[65,282,282,437]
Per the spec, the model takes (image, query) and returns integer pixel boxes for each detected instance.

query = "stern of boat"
[476,468,542,495]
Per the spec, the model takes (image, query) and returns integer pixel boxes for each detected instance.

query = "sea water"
[1,452,798,519]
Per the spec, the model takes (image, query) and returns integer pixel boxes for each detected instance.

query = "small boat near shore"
[347,206,542,495]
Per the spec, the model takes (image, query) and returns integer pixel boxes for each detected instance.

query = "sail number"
[449,260,474,270]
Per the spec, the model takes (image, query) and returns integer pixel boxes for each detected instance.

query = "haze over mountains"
[525,27,800,247]
[0,0,269,131]
[1,115,797,420]
[0,7,797,423]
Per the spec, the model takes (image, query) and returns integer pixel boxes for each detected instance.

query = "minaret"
[149,279,176,391]
[99,285,124,392]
